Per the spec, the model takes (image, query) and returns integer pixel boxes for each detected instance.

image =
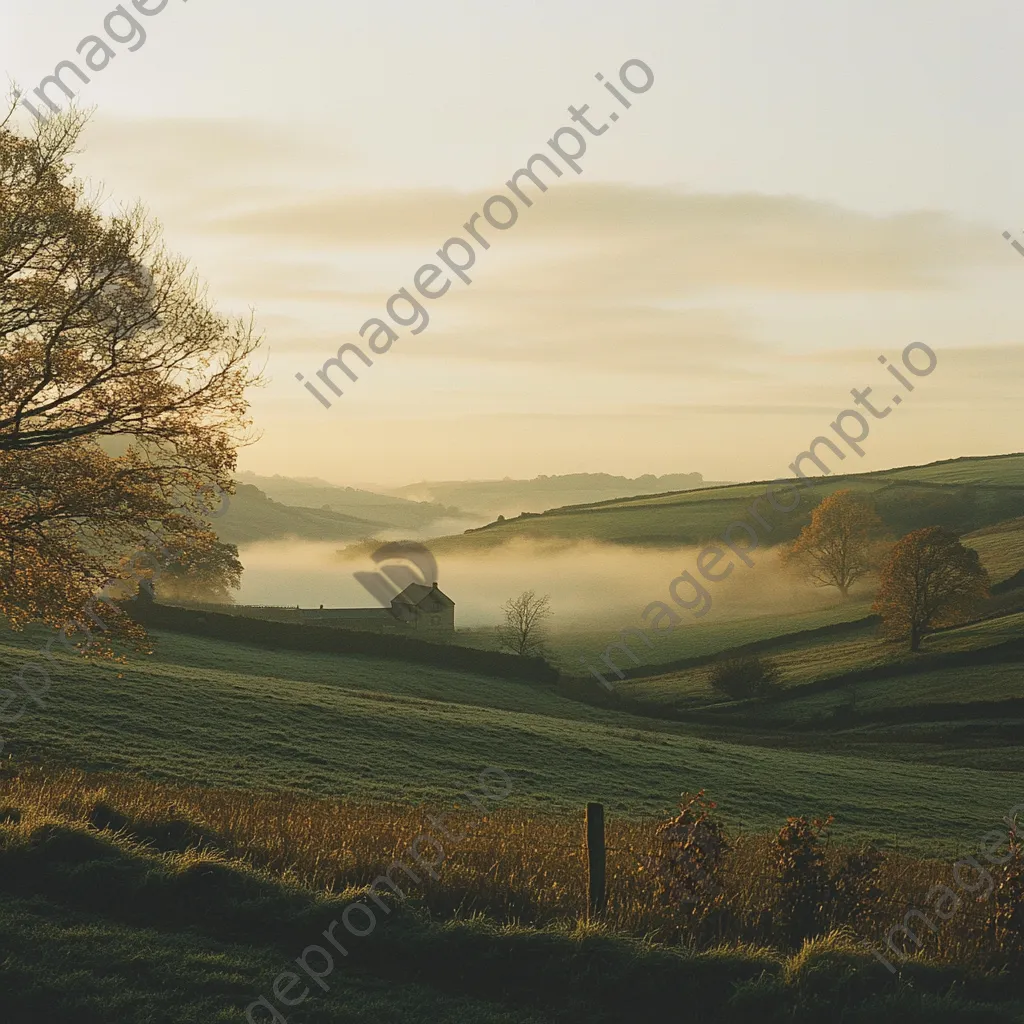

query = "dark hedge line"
[127,599,559,685]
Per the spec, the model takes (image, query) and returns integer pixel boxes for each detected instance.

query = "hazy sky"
[4,0,1023,486]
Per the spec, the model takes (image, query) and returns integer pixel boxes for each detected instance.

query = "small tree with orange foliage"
[784,489,885,598]
[872,526,989,651]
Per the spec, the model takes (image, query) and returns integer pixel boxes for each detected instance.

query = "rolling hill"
[434,453,1024,552]
[237,472,477,532]
[214,483,387,546]
[6,463,1024,1022]
[3,619,1022,855]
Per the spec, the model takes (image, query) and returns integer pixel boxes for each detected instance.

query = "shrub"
[707,654,782,700]
[653,791,730,911]
[991,821,1024,958]
[830,845,885,928]
[775,815,834,945]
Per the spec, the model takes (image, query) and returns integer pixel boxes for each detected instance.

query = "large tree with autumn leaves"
[872,526,989,651]
[0,108,260,649]
[783,489,886,598]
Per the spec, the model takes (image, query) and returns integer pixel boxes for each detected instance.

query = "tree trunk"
[909,626,921,652]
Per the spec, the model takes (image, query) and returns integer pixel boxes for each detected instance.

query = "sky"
[3,0,1023,487]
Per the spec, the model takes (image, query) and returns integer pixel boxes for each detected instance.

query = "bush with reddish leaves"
[653,790,730,910]
[830,844,885,928]
[774,815,834,944]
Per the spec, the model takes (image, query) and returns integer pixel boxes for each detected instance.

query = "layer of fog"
[234,538,847,631]
[363,515,492,542]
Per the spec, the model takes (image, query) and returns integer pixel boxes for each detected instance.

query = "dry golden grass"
[0,764,1013,967]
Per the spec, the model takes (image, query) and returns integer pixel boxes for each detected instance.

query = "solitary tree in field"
[784,490,886,598]
[0,107,261,649]
[497,590,552,657]
[872,527,989,651]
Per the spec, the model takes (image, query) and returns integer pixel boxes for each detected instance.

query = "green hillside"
[468,600,875,673]
[965,517,1024,585]
[215,483,385,546]
[237,472,473,531]
[577,511,1024,694]
[887,457,1024,486]
[620,611,1024,711]
[456,512,1024,675]
[3,624,1022,855]
[436,454,1024,552]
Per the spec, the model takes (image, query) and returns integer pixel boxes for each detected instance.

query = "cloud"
[203,182,997,293]
[403,302,764,374]
[198,183,1004,377]
[70,122,1013,397]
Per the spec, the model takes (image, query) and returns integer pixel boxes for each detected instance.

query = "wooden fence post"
[586,801,606,918]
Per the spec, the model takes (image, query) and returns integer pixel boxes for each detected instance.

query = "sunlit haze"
[4,0,1022,486]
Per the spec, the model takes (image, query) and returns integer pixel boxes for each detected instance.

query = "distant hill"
[384,471,717,519]
[432,453,1024,552]
[215,483,386,546]
[236,472,476,532]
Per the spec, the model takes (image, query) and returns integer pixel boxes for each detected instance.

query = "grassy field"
[619,611,1024,710]
[965,517,1024,585]
[461,600,875,671]
[2,624,1023,854]
[454,511,1024,679]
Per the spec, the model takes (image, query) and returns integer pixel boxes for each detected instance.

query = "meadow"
[1,620,1021,855]
[618,610,1024,710]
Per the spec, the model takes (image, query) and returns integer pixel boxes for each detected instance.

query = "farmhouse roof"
[393,581,454,608]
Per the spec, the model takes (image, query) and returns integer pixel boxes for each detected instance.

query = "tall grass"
[1,764,1016,970]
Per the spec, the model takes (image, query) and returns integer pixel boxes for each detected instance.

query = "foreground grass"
[0,766,1020,967]
[2,777,1023,1023]
[2,899,536,1024]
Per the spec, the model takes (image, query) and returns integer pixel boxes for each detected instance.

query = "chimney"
[432,581,439,589]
